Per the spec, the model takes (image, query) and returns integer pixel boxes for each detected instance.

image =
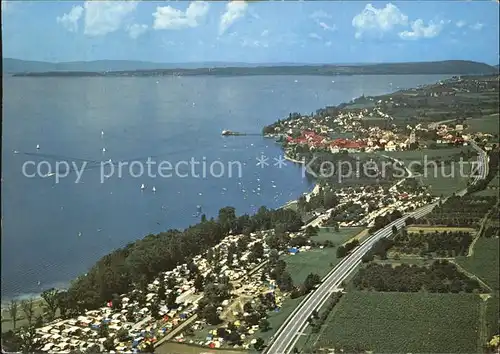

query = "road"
[264,203,436,354]
[265,144,489,354]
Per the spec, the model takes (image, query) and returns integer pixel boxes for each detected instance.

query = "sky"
[2,0,499,64]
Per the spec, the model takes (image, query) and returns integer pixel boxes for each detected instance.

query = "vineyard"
[314,291,481,353]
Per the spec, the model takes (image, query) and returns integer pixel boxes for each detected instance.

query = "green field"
[285,228,362,284]
[313,291,481,353]
[376,147,473,196]
[457,237,500,291]
[313,227,364,244]
[465,114,499,134]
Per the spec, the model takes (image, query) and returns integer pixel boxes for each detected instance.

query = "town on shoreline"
[2,74,499,354]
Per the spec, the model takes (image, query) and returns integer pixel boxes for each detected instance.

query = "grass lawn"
[456,237,500,292]
[313,291,481,353]
[313,227,364,244]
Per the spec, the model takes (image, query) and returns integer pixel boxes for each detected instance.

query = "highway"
[266,144,489,354]
[265,204,436,354]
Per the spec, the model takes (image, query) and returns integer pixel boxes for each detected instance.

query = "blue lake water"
[1,74,448,300]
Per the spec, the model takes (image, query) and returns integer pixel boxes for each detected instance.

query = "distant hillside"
[2,58,315,74]
[5,59,497,77]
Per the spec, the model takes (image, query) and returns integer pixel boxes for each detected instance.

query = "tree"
[268,249,280,266]
[34,314,44,328]
[305,225,318,237]
[259,318,271,332]
[21,298,35,326]
[200,304,221,325]
[254,337,265,351]
[243,301,253,313]
[150,301,161,320]
[116,328,130,342]
[41,288,59,321]
[336,245,346,258]
[18,326,44,352]
[304,273,321,292]
[98,323,109,338]
[158,280,167,301]
[194,274,204,292]
[8,299,19,330]
[167,290,177,309]
[103,337,115,351]
[277,271,294,292]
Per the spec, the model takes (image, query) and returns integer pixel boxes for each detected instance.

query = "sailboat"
[102,148,106,153]
[141,183,145,190]
[152,186,156,193]
[36,144,40,150]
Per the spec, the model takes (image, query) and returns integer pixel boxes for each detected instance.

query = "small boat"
[152,186,156,193]
[102,148,106,153]
[36,144,40,149]
[101,130,104,136]
[141,183,145,190]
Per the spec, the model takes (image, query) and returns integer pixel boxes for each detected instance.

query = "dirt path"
[450,260,493,292]
[477,298,488,352]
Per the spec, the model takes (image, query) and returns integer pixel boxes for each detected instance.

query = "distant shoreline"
[7,60,498,77]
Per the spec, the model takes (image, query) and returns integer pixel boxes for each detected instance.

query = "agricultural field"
[472,171,499,197]
[312,291,481,353]
[465,114,499,134]
[375,147,474,196]
[456,237,500,292]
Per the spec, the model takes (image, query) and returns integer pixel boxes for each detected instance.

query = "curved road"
[265,144,488,354]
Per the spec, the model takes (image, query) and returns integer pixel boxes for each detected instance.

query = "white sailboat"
[101,130,104,136]
[102,148,106,153]
[152,186,156,193]
[36,144,40,149]
[141,183,145,190]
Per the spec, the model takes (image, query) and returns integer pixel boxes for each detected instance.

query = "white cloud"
[261,29,269,37]
[83,1,138,36]
[57,5,84,32]
[325,41,332,47]
[456,20,467,28]
[309,32,322,40]
[470,22,484,30]
[153,1,209,30]
[318,21,336,31]
[310,10,331,19]
[352,3,408,39]
[399,19,443,40]
[219,1,248,35]
[128,23,148,39]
